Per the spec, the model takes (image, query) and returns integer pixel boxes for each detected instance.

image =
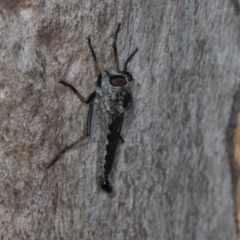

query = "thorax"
[95,75,131,116]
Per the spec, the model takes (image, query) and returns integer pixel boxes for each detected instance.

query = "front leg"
[60,80,97,105]
[60,80,87,103]
[112,23,121,71]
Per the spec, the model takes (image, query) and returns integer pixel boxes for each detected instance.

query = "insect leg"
[123,47,138,72]
[47,81,86,168]
[85,91,97,136]
[112,23,121,71]
[87,36,102,87]
[47,89,97,168]
[47,135,85,168]
[60,80,87,103]
[86,103,93,136]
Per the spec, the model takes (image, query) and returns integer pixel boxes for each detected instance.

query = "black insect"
[47,24,138,193]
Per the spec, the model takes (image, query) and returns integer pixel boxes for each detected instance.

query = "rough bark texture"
[0,0,240,239]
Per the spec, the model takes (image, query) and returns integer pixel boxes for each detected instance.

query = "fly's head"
[105,70,133,111]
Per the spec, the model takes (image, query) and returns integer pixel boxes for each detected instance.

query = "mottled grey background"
[0,0,239,239]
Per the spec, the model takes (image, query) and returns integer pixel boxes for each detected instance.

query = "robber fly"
[47,24,138,193]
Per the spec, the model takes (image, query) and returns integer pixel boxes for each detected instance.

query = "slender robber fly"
[47,24,138,193]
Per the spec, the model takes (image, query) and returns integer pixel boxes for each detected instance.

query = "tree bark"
[0,0,239,239]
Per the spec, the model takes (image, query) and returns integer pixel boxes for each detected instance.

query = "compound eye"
[110,76,127,86]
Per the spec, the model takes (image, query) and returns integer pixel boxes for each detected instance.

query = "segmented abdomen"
[100,114,123,179]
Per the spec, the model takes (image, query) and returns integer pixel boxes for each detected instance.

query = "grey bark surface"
[0,0,239,239]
